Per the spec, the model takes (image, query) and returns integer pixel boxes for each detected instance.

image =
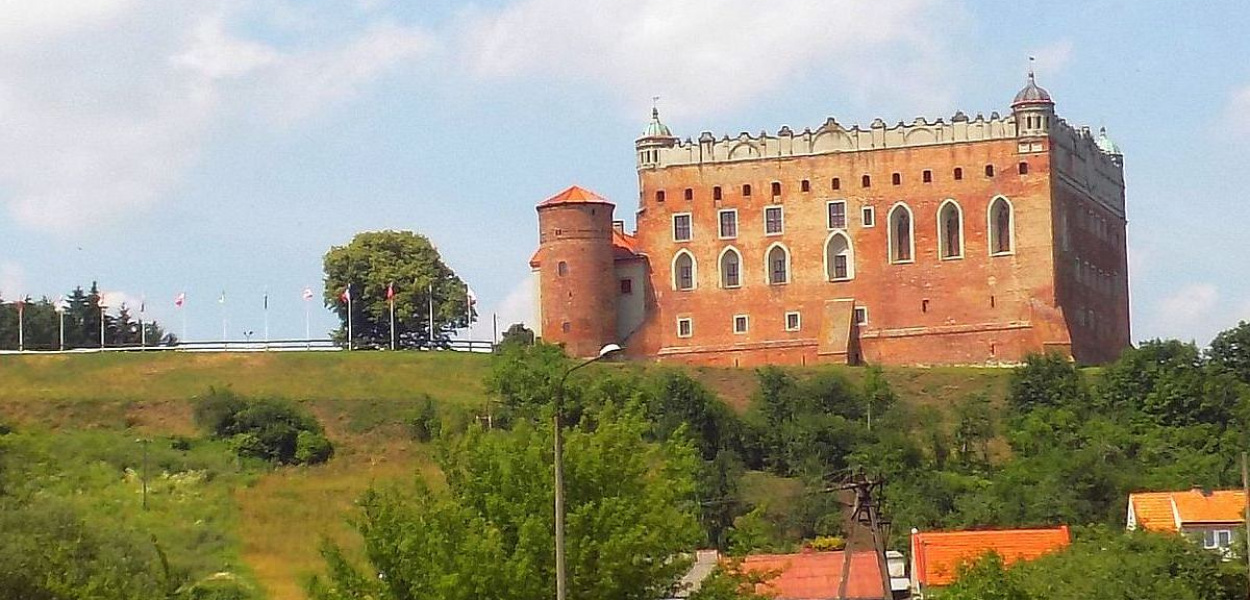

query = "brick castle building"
[530,73,1129,366]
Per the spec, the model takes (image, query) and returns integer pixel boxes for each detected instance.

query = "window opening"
[765,206,784,235]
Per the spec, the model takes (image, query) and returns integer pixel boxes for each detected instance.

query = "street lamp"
[554,343,621,600]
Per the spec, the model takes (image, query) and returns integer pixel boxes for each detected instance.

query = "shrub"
[195,390,332,465]
[807,536,846,551]
[295,431,334,465]
[407,396,442,443]
[170,436,193,451]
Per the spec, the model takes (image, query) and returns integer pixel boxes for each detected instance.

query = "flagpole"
[140,296,146,349]
[59,309,65,351]
[305,299,311,349]
[346,286,353,351]
[389,293,396,351]
[428,283,434,350]
[100,301,106,349]
[263,289,270,345]
[17,302,24,352]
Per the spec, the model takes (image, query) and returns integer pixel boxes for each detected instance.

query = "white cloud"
[1029,40,1073,77]
[1150,283,1230,344]
[461,0,963,118]
[466,276,536,340]
[1227,85,1250,135]
[0,4,432,235]
[0,261,26,300]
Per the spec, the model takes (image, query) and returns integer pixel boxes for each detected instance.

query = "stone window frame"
[936,199,966,260]
[718,246,743,289]
[824,231,855,282]
[862,205,876,228]
[676,316,693,339]
[672,250,697,291]
[887,202,915,264]
[732,314,749,335]
[764,205,784,236]
[826,200,848,230]
[718,209,739,239]
[854,306,869,326]
[785,311,802,332]
[765,242,791,285]
[987,195,1016,256]
[672,212,693,242]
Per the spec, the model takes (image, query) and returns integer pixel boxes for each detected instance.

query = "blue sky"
[1,0,1247,345]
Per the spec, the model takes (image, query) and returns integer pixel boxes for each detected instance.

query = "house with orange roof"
[909,526,1071,598]
[1127,488,1246,554]
[671,549,908,600]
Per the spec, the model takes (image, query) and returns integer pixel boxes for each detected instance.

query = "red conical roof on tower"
[537,185,614,208]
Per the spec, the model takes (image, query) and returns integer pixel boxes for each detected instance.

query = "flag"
[340,285,351,303]
[467,287,477,307]
[55,296,68,313]
[175,292,185,307]
[139,298,146,315]
[302,287,313,301]
[218,291,226,305]
[15,298,23,315]
[386,282,395,301]
[263,293,269,310]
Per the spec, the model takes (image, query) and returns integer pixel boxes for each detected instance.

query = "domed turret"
[636,104,677,169]
[1011,67,1055,138]
[1096,126,1123,167]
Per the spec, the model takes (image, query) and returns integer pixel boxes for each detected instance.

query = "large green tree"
[322,230,474,349]
[308,408,702,600]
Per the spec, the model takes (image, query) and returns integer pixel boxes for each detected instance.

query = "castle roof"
[528,226,640,268]
[911,526,1071,588]
[1012,71,1053,107]
[537,185,614,208]
[1096,126,1122,155]
[641,107,674,139]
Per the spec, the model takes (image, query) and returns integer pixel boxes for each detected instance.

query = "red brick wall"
[536,202,619,358]
[631,138,1074,366]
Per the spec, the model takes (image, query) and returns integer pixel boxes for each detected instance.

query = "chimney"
[612,220,625,234]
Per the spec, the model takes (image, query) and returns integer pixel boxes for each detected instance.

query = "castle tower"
[1011,67,1055,138]
[636,106,678,169]
[534,186,619,357]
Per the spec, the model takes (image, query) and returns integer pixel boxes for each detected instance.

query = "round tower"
[1011,67,1055,137]
[636,106,678,169]
[535,186,619,358]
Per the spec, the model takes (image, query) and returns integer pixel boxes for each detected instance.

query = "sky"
[1,0,1248,346]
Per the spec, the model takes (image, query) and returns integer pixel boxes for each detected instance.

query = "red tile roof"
[537,185,614,208]
[1129,492,1179,532]
[528,229,639,268]
[910,526,1070,588]
[1130,489,1246,532]
[736,551,885,600]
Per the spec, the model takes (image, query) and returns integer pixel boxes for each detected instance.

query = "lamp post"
[554,343,621,600]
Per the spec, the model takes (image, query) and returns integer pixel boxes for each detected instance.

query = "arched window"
[888,204,914,263]
[825,232,854,281]
[719,247,742,288]
[673,251,696,290]
[557,261,568,276]
[937,200,964,259]
[766,244,790,285]
[988,196,1014,255]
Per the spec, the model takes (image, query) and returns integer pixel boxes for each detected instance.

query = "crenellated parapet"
[1048,118,1126,217]
[641,111,1022,169]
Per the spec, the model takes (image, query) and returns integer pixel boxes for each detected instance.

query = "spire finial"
[651,95,660,119]
[1028,56,1036,81]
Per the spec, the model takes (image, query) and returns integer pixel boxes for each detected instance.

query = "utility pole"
[138,438,151,510]
[836,475,894,600]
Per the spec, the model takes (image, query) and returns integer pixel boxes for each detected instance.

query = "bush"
[807,536,846,551]
[169,436,193,451]
[407,396,442,442]
[295,431,334,465]
[194,390,332,465]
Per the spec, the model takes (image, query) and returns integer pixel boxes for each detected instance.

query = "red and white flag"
[466,287,477,307]
[174,292,185,308]
[302,287,314,301]
[386,282,395,301]
[340,286,351,303]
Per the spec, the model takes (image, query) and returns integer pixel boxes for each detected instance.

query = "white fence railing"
[0,338,497,355]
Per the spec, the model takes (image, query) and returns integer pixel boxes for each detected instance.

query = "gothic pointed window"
[988,196,1014,255]
[673,251,696,290]
[767,244,790,285]
[825,232,854,281]
[938,200,964,259]
[719,247,742,288]
[889,204,913,263]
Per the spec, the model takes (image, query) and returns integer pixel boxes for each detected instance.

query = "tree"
[308,408,702,600]
[1209,321,1250,384]
[498,323,535,349]
[1007,353,1087,413]
[322,230,474,349]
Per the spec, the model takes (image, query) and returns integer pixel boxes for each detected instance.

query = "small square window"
[831,177,841,190]
[742,184,752,197]
[673,214,692,242]
[771,182,781,196]
[827,201,847,229]
[718,209,738,239]
[1217,530,1232,548]
[785,312,801,331]
[561,321,571,333]
[684,188,694,201]
[713,186,722,201]
[733,315,749,334]
[1018,162,1029,175]
[862,206,875,227]
[923,170,932,183]
[656,190,666,202]
[764,206,784,235]
[892,173,901,185]
[854,307,868,326]
[985,164,995,177]
[677,317,693,338]
[1203,530,1218,549]
[954,167,963,180]
[861,175,871,188]
[619,279,633,295]
[801,179,811,192]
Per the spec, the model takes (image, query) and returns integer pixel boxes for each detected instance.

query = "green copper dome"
[642,107,673,138]
[1096,127,1122,155]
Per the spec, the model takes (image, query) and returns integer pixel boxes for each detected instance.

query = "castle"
[530,73,1130,366]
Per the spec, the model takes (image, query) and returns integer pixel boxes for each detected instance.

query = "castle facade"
[531,74,1130,366]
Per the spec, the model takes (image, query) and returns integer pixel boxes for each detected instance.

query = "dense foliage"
[193,388,333,465]
[322,230,474,349]
[0,281,171,350]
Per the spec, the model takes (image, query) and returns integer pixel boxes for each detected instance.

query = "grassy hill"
[0,351,1010,599]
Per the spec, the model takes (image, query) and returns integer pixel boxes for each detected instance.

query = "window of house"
[656,190,666,202]
[827,201,847,229]
[765,206,784,235]
[892,172,901,185]
[854,307,868,326]
[1203,530,1219,549]
[988,197,1014,255]
[771,182,782,196]
[557,261,568,276]
[985,164,995,177]
[831,177,841,190]
[713,186,722,201]
[923,170,932,183]
[1018,162,1029,175]
[861,174,871,188]
[677,317,693,338]
[619,279,633,295]
[938,200,964,259]
[673,213,692,242]
[889,204,914,263]
[562,321,571,333]
[954,167,963,180]
[801,179,811,192]
[720,248,742,288]
[673,251,696,290]
[862,206,875,227]
[743,184,752,197]
[785,311,801,331]
[718,209,738,238]
[1217,530,1233,548]
[684,188,693,201]
[733,315,749,334]
[826,232,853,281]
[767,244,789,285]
